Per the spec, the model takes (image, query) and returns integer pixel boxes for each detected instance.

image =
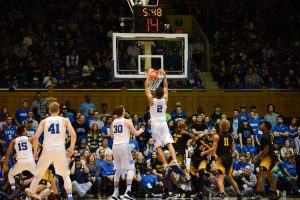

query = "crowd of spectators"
[176,0,300,89]
[0,0,205,90]
[5,0,300,90]
[0,93,300,198]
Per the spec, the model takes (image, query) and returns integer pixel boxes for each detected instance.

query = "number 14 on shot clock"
[133,5,165,33]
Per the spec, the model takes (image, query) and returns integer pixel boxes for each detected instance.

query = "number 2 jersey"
[44,116,66,149]
[150,98,167,122]
[14,136,33,160]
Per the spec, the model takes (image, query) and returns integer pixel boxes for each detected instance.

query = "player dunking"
[144,69,182,179]
[110,105,145,200]
[201,119,242,200]
[248,121,280,200]
[25,102,77,200]
[3,126,36,192]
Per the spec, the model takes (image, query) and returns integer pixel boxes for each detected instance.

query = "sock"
[173,159,178,165]
[113,186,119,196]
[126,184,132,192]
[164,163,168,169]
[11,185,16,191]
[67,193,73,197]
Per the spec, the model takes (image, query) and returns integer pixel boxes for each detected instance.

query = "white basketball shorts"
[151,121,174,148]
[112,143,134,170]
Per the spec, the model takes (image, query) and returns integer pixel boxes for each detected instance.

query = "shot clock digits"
[133,5,165,33]
[142,7,163,17]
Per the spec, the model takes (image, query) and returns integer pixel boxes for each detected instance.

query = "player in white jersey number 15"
[3,126,36,192]
[25,102,77,200]
[110,105,145,200]
[144,69,182,180]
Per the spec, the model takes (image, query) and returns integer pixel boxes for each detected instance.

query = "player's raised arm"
[160,69,168,102]
[126,119,145,136]
[65,118,77,158]
[33,120,45,160]
[144,69,154,105]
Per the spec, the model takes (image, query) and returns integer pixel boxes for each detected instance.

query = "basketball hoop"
[145,69,164,92]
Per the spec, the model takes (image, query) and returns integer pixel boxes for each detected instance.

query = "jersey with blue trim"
[150,98,167,122]
[2,124,17,148]
[112,118,130,144]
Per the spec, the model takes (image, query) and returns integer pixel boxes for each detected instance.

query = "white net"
[148,72,164,92]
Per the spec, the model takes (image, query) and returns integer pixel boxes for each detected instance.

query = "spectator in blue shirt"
[135,167,163,197]
[99,153,115,197]
[241,137,257,156]
[238,104,250,122]
[171,102,187,123]
[129,135,139,152]
[0,116,17,150]
[15,99,29,126]
[281,150,299,195]
[233,154,251,178]
[248,111,260,133]
[272,115,289,149]
[61,105,75,123]
[80,95,96,116]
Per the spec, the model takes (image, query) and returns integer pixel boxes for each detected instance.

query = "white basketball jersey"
[14,136,33,160]
[150,98,167,122]
[113,118,131,144]
[44,116,66,148]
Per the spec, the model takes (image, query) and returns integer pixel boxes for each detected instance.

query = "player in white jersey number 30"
[110,105,145,200]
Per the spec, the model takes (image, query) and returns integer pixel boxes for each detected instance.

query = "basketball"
[150,72,158,81]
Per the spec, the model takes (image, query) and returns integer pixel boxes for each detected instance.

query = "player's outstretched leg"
[166,143,183,175]
[156,146,173,180]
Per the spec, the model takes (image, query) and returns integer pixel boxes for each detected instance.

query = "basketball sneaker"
[247,193,261,200]
[111,194,122,200]
[170,164,183,175]
[220,193,229,200]
[123,191,135,200]
[269,192,281,200]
